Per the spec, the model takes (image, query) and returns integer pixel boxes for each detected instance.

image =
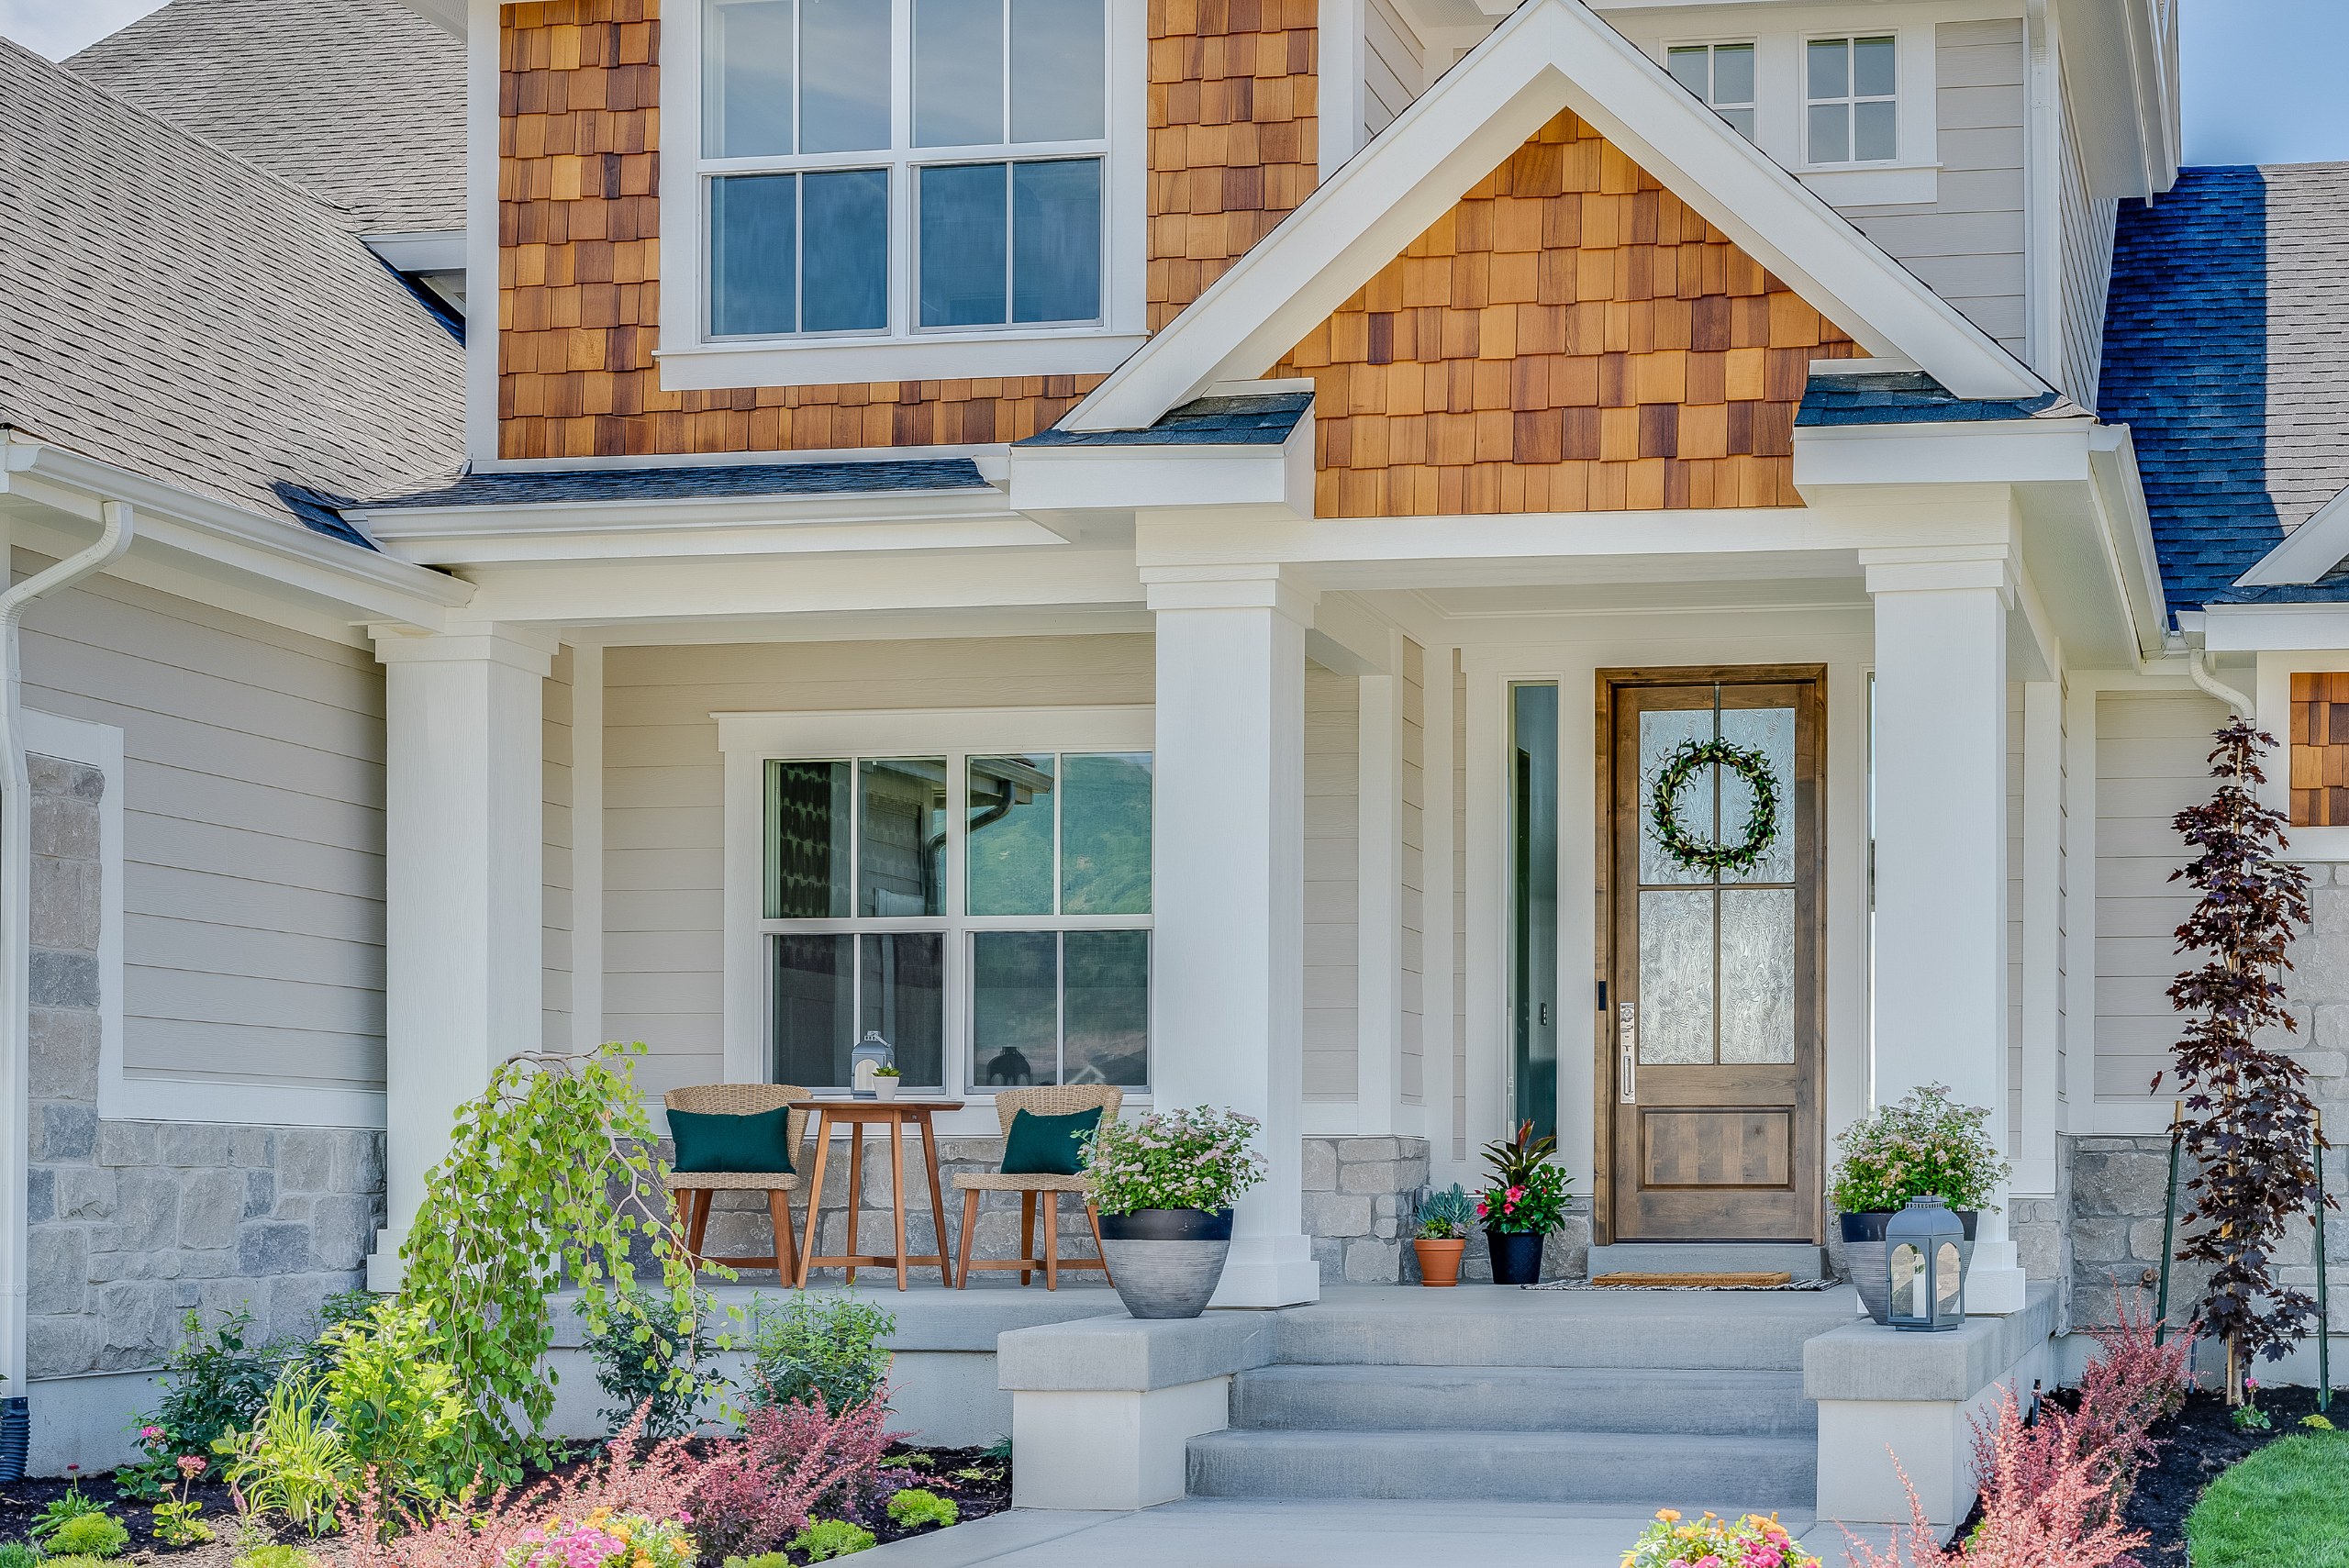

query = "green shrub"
[30,1483,109,1540]
[234,1546,324,1568]
[213,1373,352,1534]
[49,1512,131,1558]
[884,1489,959,1529]
[0,1540,41,1568]
[316,1299,477,1503]
[784,1519,875,1561]
[749,1294,895,1414]
[43,1554,116,1568]
[718,1555,790,1568]
[576,1284,722,1439]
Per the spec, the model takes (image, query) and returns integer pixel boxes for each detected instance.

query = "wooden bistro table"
[790,1099,963,1290]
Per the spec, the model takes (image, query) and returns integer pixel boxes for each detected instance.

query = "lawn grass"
[2187,1431,2349,1567]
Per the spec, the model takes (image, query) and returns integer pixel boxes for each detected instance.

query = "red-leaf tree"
[2162,717,2332,1400]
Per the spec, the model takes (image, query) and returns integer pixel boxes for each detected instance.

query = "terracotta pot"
[1412,1238,1467,1287]
[1486,1229,1545,1285]
[1841,1208,1977,1325]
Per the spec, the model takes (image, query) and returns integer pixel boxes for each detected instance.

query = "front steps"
[1186,1286,1858,1510]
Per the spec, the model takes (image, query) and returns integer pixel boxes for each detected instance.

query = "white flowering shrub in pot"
[1830,1083,2009,1324]
[1082,1106,1266,1318]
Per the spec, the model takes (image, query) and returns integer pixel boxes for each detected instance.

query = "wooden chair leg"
[1042,1191,1060,1290]
[1019,1191,1037,1286]
[957,1189,980,1289]
[685,1189,713,1263]
[766,1189,796,1279]
[1088,1203,1113,1287]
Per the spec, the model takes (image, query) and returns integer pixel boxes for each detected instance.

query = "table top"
[788,1098,964,1116]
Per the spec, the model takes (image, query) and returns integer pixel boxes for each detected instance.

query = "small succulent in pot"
[1408,1184,1475,1287]
[870,1064,902,1099]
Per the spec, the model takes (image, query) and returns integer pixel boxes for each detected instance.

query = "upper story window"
[702,0,1109,341]
[1665,42,1756,142]
[1805,34,1897,164]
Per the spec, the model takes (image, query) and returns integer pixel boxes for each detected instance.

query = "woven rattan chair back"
[665,1082,812,1172]
[988,1084,1123,1137]
[661,1083,812,1279]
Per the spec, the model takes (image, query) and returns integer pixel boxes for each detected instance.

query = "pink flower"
[177,1454,207,1478]
[139,1426,164,1441]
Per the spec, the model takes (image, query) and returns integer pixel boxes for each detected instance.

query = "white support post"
[2018,681,2064,1198]
[366,622,556,1291]
[1356,662,1404,1135]
[570,643,606,1055]
[1144,566,1320,1308]
[1865,551,2028,1314]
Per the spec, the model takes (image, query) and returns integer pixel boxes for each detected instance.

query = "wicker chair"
[953,1084,1123,1289]
[663,1084,814,1278]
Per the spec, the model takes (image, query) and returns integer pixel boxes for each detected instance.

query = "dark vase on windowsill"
[1840,1207,1977,1325]
[1486,1229,1546,1285]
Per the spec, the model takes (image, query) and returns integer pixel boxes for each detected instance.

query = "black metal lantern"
[1886,1194,1965,1331]
[851,1030,895,1099]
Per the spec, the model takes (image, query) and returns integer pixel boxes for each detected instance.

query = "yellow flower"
[1656,1510,1680,1523]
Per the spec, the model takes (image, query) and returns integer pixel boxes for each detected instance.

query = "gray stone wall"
[1302,1135,1430,1284]
[24,752,384,1377]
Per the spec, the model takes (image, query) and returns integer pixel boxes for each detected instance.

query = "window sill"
[1796,162,1940,206]
[654,329,1152,392]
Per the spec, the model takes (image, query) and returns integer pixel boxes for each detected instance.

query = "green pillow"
[1000,1106,1103,1177]
[668,1106,795,1174]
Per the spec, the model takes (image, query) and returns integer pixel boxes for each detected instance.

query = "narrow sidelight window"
[1511,684,1559,1143]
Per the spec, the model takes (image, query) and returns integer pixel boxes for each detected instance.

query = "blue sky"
[0,0,2343,162]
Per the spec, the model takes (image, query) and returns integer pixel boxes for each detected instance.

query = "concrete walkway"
[858,1501,1907,1567]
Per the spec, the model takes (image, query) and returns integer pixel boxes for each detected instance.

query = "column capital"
[1140,563,1319,625]
[369,621,559,676]
[1858,545,2017,599]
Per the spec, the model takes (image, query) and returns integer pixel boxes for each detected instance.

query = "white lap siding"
[1305,661,1361,1103]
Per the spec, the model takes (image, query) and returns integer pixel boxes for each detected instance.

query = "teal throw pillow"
[668,1106,795,1174]
[1000,1106,1104,1177]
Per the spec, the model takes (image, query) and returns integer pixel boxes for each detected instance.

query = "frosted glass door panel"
[1639,709,1714,884]
[1718,888,1796,1063]
[1717,706,1796,884]
[1637,889,1713,1063]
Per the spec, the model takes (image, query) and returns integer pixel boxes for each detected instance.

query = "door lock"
[1618,1002,1637,1103]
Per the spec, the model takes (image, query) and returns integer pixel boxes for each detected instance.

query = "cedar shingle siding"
[2291,673,2349,826]
[1273,111,1857,516]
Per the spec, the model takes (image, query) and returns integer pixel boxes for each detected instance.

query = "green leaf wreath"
[1648,737,1782,877]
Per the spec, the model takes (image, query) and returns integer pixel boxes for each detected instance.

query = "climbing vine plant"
[2161,718,2333,1398]
[401,1042,729,1466]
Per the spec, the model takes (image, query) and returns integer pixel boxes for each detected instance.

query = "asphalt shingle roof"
[67,0,465,235]
[1797,371,2071,426]
[1017,391,1314,446]
[2099,163,2349,613]
[354,459,993,510]
[0,34,466,539]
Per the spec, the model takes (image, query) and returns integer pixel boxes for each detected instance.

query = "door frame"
[1590,663,1829,1246]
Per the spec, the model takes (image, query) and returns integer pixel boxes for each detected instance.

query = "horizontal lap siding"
[1363,0,1419,142]
[2094,691,2229,1105]
[600,637,1154,1092]
[1400,637,1424,1103]
[2057,92,2117,408]
[16,555,385,1093]
[1271,110,1856,517]
[545,645,575,1051]
[1306,662,1358,1101]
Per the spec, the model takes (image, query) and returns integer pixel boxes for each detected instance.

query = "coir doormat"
[1526,1274,1847,1292]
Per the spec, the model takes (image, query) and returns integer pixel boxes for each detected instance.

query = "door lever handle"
[1618,1002,1637,1104]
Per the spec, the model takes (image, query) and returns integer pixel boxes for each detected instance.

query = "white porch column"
[365,623,555,1290]
[1864,551,2027,1314]
[2017,681,2065,1200]
[1144,566,1321,1308]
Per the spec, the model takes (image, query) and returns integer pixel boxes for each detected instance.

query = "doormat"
[1593,1270,1792,1287]
[1527,1274,1846,1292]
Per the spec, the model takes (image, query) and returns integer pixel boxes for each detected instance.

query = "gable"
[1272,111,1854,516]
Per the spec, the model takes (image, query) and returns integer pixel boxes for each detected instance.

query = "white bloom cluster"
[1081,1105,1268,1215]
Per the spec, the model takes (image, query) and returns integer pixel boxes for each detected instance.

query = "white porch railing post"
[1863,550,2028,1314]
[364,622,555,1291]
[1143,565,1321,1308]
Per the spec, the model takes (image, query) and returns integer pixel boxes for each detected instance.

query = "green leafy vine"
[1648,737,1782,877]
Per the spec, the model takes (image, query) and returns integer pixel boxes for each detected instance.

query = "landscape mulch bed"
[0,1441,1010,1567]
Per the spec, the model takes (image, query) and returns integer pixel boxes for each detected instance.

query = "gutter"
[0,501,134,1412]
[2187,647,2254,717]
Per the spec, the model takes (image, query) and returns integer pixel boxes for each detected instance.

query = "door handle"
[1619,1002,1637,1104]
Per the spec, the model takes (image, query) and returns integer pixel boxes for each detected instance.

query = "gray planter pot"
[1098,1207,1234,1318]
[1841,1209,1977,1325]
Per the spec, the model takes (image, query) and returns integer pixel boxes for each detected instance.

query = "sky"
[0,0,2345,161]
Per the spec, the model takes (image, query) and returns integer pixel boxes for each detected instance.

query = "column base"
[364,1229,406,1294]
[1965,1240,2028,1315]
[1208,1232,1321,1308]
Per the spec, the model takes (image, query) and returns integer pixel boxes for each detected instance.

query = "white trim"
[1065,0,2044,431]
[466,0,501,468]
[2232,484,2349,587]
[1793,27,1905,172]
[2254,651,2349,864]
[362,230,467,272]
[656,332,1150,391]
[570,644,607,1053]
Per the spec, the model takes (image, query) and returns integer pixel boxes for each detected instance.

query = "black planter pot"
[1840,1208,1978,1325]
[1097,1207,1235,1318]
[1486,1229,1545,1285]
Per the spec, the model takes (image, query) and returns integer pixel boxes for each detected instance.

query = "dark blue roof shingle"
[1017,392,1312,447]
[1797,371,2069,426]
[353,458,990,511]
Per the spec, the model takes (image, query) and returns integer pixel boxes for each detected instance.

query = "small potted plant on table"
[1085,1106,1266,1318]
[871,1064,901,1100]
[1476,1121,1572,1284]
[1831,1082,2009,1324]
[1408,1184,1475,1286]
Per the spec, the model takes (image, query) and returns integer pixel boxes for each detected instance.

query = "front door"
[1598,667,1824,1243]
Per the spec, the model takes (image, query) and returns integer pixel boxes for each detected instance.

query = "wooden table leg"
[918,1109,955,1288]
[888,1116,909,1290]
[846,1120,865,1286]
[795,1108,830,1289]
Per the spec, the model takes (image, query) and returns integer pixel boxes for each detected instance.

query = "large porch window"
[752,735,1152,1094]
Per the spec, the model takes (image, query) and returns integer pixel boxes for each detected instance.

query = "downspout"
[2188,648,2254,718]
[0,500,134,1418]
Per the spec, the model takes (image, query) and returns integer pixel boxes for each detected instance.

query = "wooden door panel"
[1640,1109,1792,1187]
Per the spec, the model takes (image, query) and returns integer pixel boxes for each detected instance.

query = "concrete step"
[1187,1427,1818,1507]
[1230,1364,1816,1437]
[1584,1242,1830,1280]
[1274,1288,1862,1372]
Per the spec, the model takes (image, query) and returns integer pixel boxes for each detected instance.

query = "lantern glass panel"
[1935,1240,1964,1320]
[1888,1241,1925,1320]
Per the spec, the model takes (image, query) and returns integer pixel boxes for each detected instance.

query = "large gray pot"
[1841,1209,1976,1325]
[1098,1207,1234,1318]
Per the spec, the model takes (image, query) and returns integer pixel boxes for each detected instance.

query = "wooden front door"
[1598,667,1825,1243]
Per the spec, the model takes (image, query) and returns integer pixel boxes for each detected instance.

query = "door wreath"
[1648,737,1782,877]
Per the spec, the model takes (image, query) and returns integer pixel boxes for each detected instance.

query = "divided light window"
[1664,42,1755,142]
[763,751,1152,1094]
[703,0,1108,339]
[1806,35,1897,164]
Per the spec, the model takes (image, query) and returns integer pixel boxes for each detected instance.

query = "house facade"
[4,0,2346,1487]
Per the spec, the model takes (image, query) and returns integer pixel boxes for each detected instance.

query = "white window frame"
[1660,38,1759,145]
[1798,28,1900,169]
[661,0,1152,392]
[718,706,1154,1136]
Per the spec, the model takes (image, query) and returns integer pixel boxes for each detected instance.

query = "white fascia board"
[2061,0,2174,199]
[1063,0,2044,432]
[2202,602,2349,653]
[2084,424,2171,658]
[362,230,466,272]
[1792,417,2098,494]
[1008,416,1315,517]
[2233,484,2349,586]
[0,442,472,624]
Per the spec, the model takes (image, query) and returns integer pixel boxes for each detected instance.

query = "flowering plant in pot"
[1083,1106,1266,1318]
[1829,1082,2008,1324]
[1623,1509,1819,1568]
[1407,1184,1475,1287]
[1475,1122,1573,1284]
